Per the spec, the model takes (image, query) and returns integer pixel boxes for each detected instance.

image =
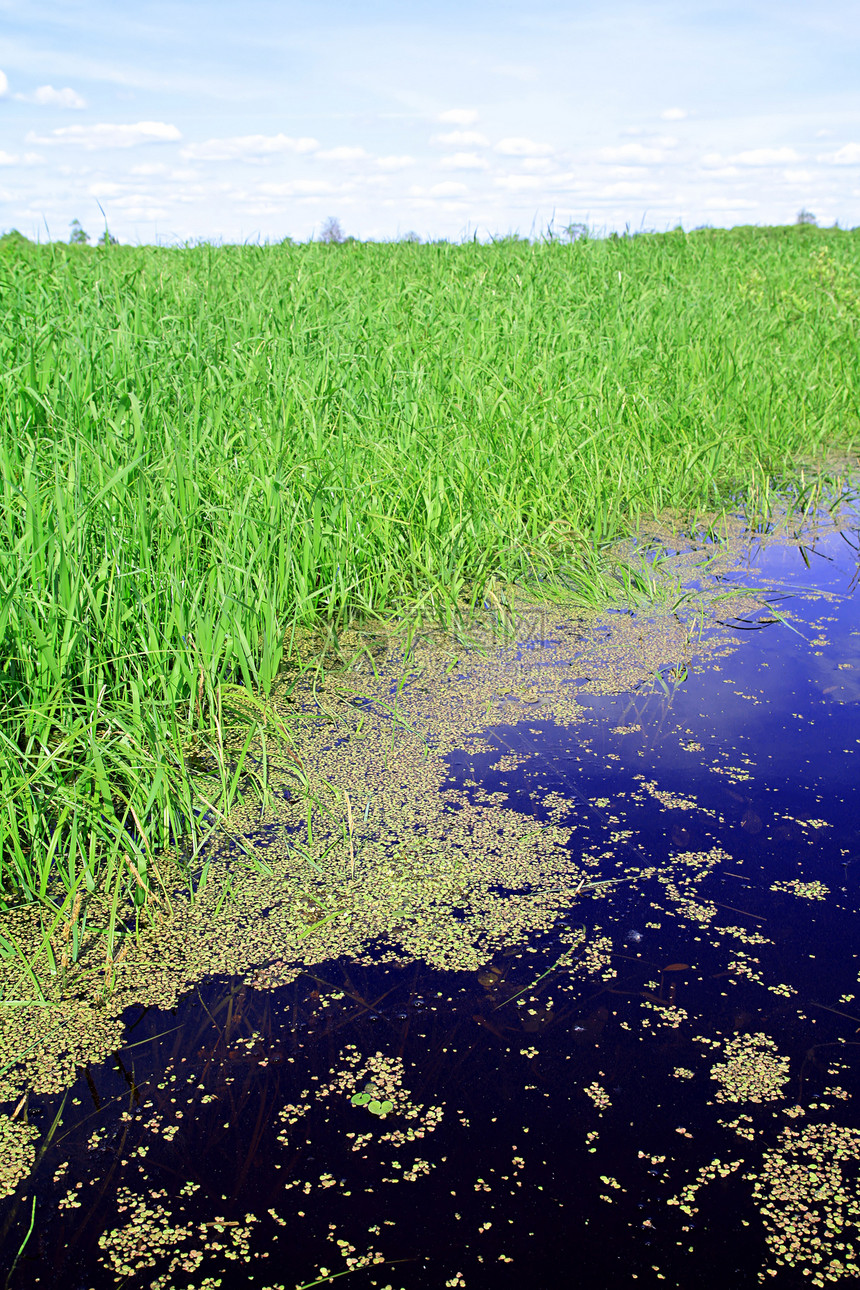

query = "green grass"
[0,222,857,927]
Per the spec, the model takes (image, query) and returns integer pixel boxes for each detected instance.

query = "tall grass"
[0,223,857,919]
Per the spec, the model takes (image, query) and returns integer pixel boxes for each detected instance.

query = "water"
[3,513,860,1289]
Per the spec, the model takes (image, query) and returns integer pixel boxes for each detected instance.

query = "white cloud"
[130,162,167,176]
[87,181,123,198]
[259,179,340,196]
[493,171,582,194]
[593,180,658,198]
[522,157,554,173]
[315,146,370,162]
[0,70,8,97]
[783,169,814,183]
[376,155,414,171]
[494,173,544,191]
[112,201,170,220]
[24,85,86,109]
[546,172,582,192]
[0,148,51,165]
[701,148,800,170]
[181,133,317,161]
[702,196,758,211]
[732,147,799,166]
[699,160,740,177]
[27,121,181,149]
[407,189,466,211]
[431,129,489,147]
[428,181,468,196]
[495,137,554,158]
[437,109,478,126]
[818,142,860,165]
[734,147,801,166]
[661,107,687,121]
[599,143,671,164]
[440,152,488,171]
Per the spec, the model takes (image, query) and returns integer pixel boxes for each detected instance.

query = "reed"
[0,223,857,917]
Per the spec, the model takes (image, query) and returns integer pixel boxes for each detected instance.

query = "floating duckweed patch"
[750,1123,860,1286]
[98,1187,218,1287]
[0,533,780,1111]
[667,1155,745,1216]
[0,1115,39,1199]
[710,1034,791,1105]
[279,1046,444,1148]
[2,507,860,1288]
[770,879,830,901]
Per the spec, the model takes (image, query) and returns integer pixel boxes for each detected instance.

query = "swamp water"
[2,511,860,1290]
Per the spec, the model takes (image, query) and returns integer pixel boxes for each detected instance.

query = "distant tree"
[97,228,119,247]
[796,208,817,226]
[563,221,589,243]
[69,218,90,245]
[319,216,346,244]
[402,230,421,243]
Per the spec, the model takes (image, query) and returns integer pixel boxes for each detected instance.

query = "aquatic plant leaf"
[368,1098,393,1115]
[663,963,691,972]
[298,911,341,941]
[350,1092,371,1106]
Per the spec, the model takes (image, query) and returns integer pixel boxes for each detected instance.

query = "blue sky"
[1,0,858,243]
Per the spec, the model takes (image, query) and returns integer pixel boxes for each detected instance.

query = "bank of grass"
[0,222,858,948]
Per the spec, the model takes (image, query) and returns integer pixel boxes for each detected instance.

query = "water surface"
[3,513,860,1290]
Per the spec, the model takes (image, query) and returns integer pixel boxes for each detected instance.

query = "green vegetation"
[0,223,857,929]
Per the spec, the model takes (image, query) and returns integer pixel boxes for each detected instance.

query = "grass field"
[0,222,857,936]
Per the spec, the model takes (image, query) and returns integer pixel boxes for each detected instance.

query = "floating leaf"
[368,1098,393,1116]
[663,963,691,972]
[351,1092,371,1106]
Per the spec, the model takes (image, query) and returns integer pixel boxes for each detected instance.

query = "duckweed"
[710,1034,791,1105]
[750,1123,860,1286]
[0,1114,39,1200]
[2,505,860,1288]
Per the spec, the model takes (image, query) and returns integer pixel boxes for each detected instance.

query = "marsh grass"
[0,223,857,944]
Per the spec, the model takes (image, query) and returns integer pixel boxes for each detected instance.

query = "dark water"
[3,516,860,1290]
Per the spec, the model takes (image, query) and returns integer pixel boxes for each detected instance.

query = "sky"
[1,0,858,244]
